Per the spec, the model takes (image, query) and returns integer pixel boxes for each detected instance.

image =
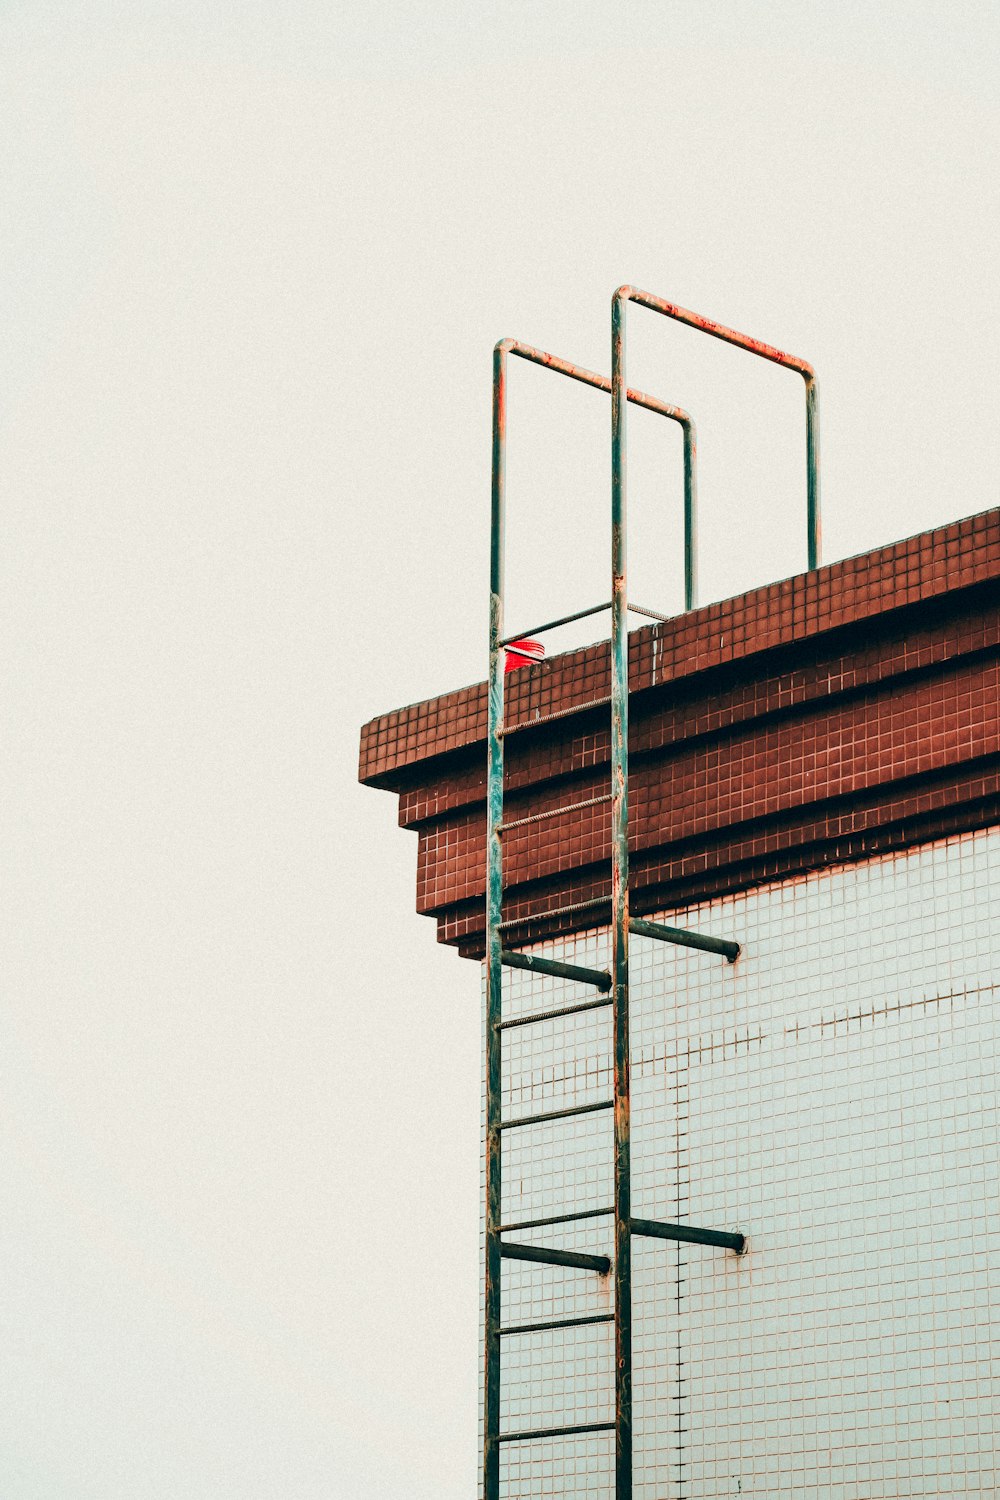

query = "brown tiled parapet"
[359,508,1000,958]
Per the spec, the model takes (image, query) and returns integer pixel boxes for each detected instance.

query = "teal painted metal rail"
[613,285,821,572]
[494,339,699,615]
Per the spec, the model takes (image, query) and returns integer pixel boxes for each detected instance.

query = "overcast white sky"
[2,4,998,1496]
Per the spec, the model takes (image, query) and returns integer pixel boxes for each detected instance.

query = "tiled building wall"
[481,826,1000,1499]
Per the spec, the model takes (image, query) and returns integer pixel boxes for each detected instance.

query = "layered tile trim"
[359,508,1000,788]
[358,508,1000,957]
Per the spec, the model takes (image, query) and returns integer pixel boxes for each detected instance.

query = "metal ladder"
[484,287,820,1500]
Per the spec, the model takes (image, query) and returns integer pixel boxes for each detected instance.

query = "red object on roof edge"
[505,639,545,672]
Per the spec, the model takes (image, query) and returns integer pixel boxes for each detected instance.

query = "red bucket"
[504,638,545,673]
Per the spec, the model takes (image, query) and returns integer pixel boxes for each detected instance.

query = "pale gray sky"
[2,4,998,1496]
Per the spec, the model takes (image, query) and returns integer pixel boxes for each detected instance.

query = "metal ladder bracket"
[499,949,612,990]
[631,1215,746,1255]
[628,916,741,964]
[500,1241,612,1275]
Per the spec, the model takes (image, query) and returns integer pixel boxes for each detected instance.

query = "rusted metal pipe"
[500,1312,614,1336]
[498,793,610,833]
[631,1216,746,1254]
[500,599,612,646]
[610,287,633,1500]
[628,602,671,623]
[498,338,699,610]
[500,1098,613,1132]
[483,341,505,1500]
[499,949,611,990]
[614,286,821,570]
[499,1421,616,1444]
[500,1206,613,1233]
[499,893,610,926]
[502,598,673,651]
[683,419,697,609]
[496,994,612,1031]
[629,916,740,963]
[498,695,613,738]
[500,1242,612,1275]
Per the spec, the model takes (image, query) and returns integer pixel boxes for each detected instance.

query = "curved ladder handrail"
[611,284,820,570]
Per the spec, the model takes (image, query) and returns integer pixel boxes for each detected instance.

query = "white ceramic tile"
[479,827,1000,1497]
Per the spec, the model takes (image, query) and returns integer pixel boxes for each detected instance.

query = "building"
[360,450,999,1494]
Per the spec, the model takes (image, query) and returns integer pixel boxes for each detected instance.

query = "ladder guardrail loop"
[613,284,820,571]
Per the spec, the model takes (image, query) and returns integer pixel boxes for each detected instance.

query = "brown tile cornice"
[359,508,1000,958]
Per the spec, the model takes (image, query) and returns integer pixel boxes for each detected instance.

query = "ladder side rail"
[614,285,821,570]
[483,341,506,1500]
[610,289,633,1500]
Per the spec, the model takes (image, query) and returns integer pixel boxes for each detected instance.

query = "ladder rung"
[500,597,667,649]
[628,600,670,623]
[500,1242,612,1274]
[631,1215,746,1253]
[500,1206,613,1233]
[500,1099,613,1132]
[629,916,741,963]
[499,895,610,929]
[500,601,611,646]
[498,995,612,1031]
[499,950,611,991]
[500,1312,614,1336]
[499,793,611,832]
[499,1420,616,1443]
[499,695,612,738]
